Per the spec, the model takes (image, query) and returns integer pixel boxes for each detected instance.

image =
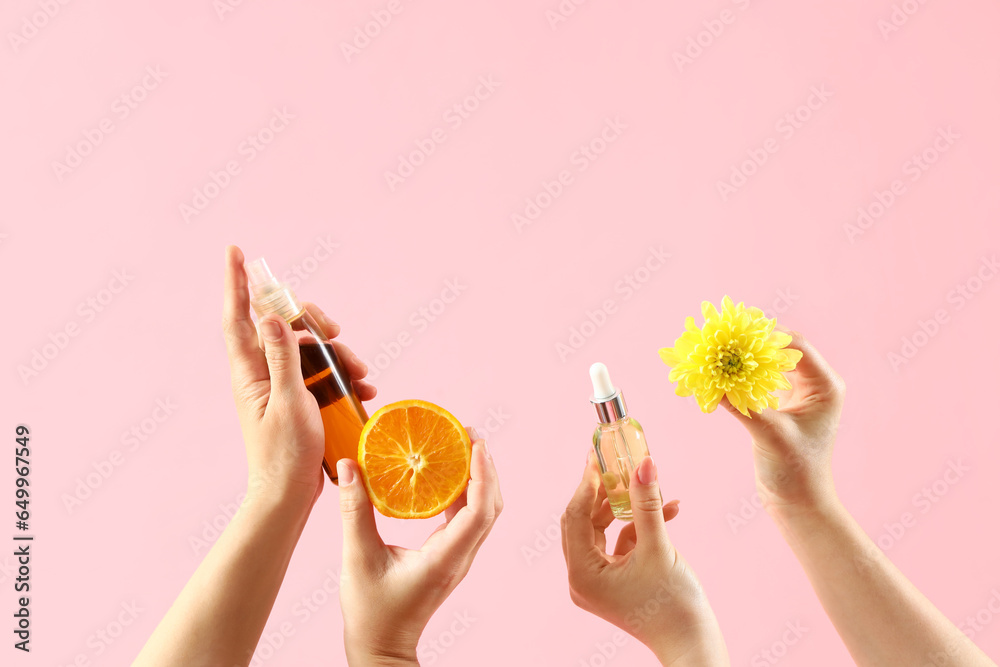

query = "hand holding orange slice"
[358,400,472,519]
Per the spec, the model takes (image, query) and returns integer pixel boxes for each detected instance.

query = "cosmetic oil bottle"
[590,362,652,521]
[246,257,369,485]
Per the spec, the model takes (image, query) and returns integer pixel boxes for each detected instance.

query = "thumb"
[257,316,304,401]
[337,459,384,559]
[629,456,671,555]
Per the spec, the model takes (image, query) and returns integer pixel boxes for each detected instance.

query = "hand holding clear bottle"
[561,454,729,666]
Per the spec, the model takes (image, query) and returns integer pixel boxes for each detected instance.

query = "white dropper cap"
[590,362,616,400]
[589,362,627,423]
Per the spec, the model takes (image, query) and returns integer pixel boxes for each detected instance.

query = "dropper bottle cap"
[245,257,303,321]
[590,362,628,424]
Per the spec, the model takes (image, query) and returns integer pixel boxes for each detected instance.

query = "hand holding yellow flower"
[658,296,802,417]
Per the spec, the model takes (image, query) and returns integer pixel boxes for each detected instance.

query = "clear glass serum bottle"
[590,362,651,521]
[246,258,369,485]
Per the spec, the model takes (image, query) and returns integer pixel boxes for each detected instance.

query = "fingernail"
[261,320,282,342]
[480,439,491,460]
[337,459,355,485]
[469,427,482,441]
[637,456,657,485]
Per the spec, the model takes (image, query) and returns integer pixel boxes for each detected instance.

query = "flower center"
[720,352,743,373]
[706,342,757,390]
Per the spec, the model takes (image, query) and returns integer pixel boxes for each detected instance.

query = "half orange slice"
[358,400,471,519]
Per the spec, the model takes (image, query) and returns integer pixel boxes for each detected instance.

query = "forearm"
[771,499,993,667]
[135,489,313,667]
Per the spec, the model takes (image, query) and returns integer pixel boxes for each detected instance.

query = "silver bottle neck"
[591,389,628,424]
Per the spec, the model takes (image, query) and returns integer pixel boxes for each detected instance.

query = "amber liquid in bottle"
[292,315,369,485]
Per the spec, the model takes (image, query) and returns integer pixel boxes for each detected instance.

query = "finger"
[258,315,307,403]
[613,501,679,556]
[593,497,614,532]
[353,380,378,401]
[434,440,500,561]
[561,453,604,568]
[445,487,468,522]
[465,427,503,517]
[302,302,342,339]
[629,457,672,556]
[721,394,782,435]
[777,328,838,387]
[222,246,268,384]
[591,472,608,517]
[331,340,369,381]
[592,498,613,553]
[338,459,385,559]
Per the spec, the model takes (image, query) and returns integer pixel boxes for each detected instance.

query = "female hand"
[223,245,375,508]
[337,430,502,666]
[561,454,729,666]
[722,328,845,514]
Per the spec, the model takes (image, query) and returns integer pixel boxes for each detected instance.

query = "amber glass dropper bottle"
[245,257,369,485]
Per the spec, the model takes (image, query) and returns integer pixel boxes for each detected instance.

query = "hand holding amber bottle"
[136,245,377,667]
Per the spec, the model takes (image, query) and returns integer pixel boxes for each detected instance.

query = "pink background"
[4,0,1000,664]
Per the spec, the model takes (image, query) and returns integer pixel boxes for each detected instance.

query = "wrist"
[756,471,838,519]
[242,483,316,527]
[652,630,729,666]
[345,639,419,667]
[245,473,318,515]
[766,491,848,536]
[344,619,423,667]
[645,608,729,666]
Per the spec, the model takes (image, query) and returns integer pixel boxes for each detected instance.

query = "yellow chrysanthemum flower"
[658,296,802,417]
